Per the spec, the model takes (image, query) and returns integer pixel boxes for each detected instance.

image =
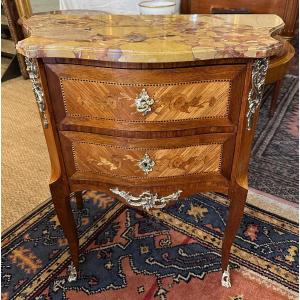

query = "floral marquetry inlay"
[71,140,224,179]
[60,78,232,123]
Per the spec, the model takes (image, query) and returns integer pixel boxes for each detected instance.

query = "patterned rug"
[249,75,299,203]
[2,191,298,300]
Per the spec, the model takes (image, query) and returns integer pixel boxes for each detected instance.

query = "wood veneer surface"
[60,131,235,180]
[45,63,246,134]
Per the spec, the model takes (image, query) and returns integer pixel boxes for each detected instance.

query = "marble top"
[16,12,284,63]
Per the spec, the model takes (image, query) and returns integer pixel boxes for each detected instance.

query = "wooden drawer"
[46,64,246,132]
[61,78,231,121]
[185,0,287,16]
[60,131,235,182]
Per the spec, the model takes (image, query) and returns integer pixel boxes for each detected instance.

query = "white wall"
[30,0,181,14]
[59,0,180,14]
[31,0,59,13]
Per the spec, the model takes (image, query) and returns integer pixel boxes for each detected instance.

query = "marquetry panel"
[72,142,222,178]
[60,78,231,122]
[46,63,247,132]
[60,131,232,180]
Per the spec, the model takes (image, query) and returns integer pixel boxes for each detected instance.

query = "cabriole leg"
[221,183,248,288]
[50,178,79,282]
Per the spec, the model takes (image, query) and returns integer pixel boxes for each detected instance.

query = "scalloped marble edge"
[16,13,285,63]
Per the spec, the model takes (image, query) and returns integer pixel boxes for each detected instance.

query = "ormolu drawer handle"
[138,153,155,175]
[135,88,154,115]
[110,187,182,210]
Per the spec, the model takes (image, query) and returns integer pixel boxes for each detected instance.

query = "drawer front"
[60,131,235,180]
[60,78,231,122]
[46,64,246,131]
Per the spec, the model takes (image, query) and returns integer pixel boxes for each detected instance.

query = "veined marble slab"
[17,12,284,63]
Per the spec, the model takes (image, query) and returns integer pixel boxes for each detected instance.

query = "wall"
[31,0,59,13]
[31,0,180,14]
